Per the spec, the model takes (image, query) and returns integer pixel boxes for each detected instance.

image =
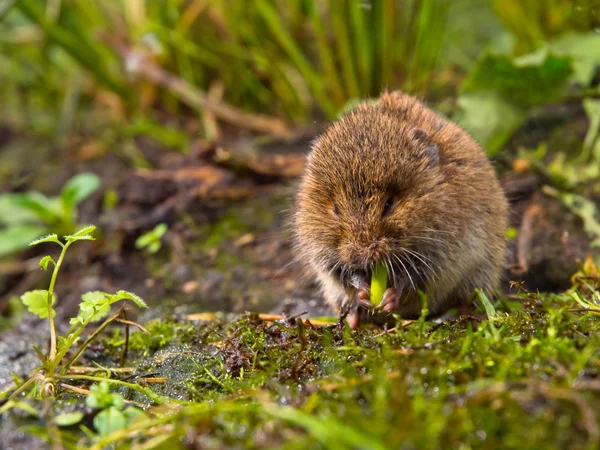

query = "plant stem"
[54,374,179,405]
[46,241,69,361]
[60,308,123,374]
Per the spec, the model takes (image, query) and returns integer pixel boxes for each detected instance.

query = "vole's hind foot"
[346,309,361,329]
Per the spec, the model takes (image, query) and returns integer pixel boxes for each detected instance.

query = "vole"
[294,91,508,328]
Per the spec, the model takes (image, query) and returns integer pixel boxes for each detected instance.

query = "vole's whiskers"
[401,247,438,278]
[394,253,416,291]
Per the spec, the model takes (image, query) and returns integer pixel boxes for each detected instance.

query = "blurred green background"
[0,0,598,145]
[0,0,599,258]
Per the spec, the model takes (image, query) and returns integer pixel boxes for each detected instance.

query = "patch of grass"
[4,271,599,448]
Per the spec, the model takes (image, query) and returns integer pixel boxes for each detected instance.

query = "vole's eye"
[333,204,340,217]
[383,197,395,216]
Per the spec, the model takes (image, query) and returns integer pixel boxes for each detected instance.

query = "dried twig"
[512,201,542,273]
[117,46,290,137]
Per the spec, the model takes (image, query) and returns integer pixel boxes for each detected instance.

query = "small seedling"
[0,173,100,257]
[135,223,168,254]
[86,382,145,436]
[11,225,148,400]
[370,263,388,306]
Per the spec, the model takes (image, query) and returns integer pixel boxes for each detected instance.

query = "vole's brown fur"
[294,91,508,326]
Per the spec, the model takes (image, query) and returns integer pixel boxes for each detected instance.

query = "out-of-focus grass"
[3,0,595,141]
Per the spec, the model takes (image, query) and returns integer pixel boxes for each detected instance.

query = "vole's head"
[295,100,450,293]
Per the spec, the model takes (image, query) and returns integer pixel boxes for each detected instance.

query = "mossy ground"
[7,279,598,450]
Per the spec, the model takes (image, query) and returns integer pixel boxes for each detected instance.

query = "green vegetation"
[0,1,599,449]
[135,223,168,254]
[0,173,100,257]
[6,226,149,403]
[2,268,599,449]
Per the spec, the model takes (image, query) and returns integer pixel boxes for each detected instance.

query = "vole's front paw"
[378,287,401,313]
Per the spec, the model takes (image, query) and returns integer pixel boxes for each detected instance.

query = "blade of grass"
[254,0,337,117]
[349,0,372,93]
[263,403,387,450]
[16,0,129,99]
[329,0,360,99]
[306,0,345,106]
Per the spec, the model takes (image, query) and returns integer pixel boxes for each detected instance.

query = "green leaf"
[39,255,56,270]
[549,32,600,86]
[115,290,148,309]
[5,192,62,225]
[29,233,61,246]
[21,290,56,319]
[476,288,497,320]
[454,91,525,156]
[0,194,40,226]
[93,408,127,437]
[86,382,125,410]
[71,291,111,325]
[69,225,97,238]
[122,407,145,422]
[54,411,84,427]
[543,187,600,246]
[0,225,48,257]
[63,233,95,242]
[61,173,101,213]
[462,51,572,108]
[583,99,600,157]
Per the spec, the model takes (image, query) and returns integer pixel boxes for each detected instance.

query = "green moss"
[7,288,600,449]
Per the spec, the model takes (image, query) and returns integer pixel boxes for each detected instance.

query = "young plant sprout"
[11,225,150,400]
[370,263,388,306]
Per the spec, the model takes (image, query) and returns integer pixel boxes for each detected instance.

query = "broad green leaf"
[454,92,525,156]
[115,290,147,308]
[0,194,40,226]
[21,290,56,319]
[6,192,62,225]
[549,32,600,86]
[462,51,572,108]
[29,234,60,246]
[71,291,111,325]
[60,173,101,212]
[0,225,48,257]
[86,382,125,410]
[54,411,84,427]
[123,407,145,422]
[147,241,161,253]
[93,408,127,437]
[39,255,55,270]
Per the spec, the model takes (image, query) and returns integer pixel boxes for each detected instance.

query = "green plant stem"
[60,308,124,374]
[46,241,68,361]
[54,375,178,405]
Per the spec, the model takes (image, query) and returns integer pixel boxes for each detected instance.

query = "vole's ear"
[409,128,439,167]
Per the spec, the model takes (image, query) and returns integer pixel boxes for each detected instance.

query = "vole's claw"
[378,287,400,313]
[358,299,372,309]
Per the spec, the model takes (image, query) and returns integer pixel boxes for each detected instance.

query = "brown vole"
[294,91,508,328]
